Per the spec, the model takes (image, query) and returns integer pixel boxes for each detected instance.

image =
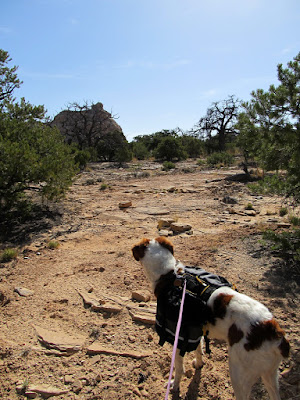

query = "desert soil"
[0,160,299,400]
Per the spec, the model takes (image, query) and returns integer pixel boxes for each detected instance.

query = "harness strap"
[164,279,187,400]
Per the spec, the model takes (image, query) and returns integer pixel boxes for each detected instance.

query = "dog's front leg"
[172,349,185,392]
[193,339,204,369]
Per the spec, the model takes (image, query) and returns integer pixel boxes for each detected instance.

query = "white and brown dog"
[132,237,290,400]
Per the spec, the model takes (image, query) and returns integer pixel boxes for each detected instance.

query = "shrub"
[47,240,60,250]
[263,229,300,272]
[279,207,288,217]
[248,175,287,196]
[0,248,18,263]
[289,215,300,226]
[206,152,234,167]
[162,161,175,171]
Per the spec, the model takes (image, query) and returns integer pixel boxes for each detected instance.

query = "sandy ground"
[0,160,299,400]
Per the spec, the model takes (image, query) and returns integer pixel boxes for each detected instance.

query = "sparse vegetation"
[0,248,18,263]
[279,207,288,217]
[162,161,175,171]
[206,152,234,167]
[47,240,60,250]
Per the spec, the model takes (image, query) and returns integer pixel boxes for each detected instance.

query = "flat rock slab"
[77,289,122,313]
[14,287,34,297]
[34,326,85,355]
[16,383,68,398]
[87,343,151,359]
[128,309,156,325]
[135,207,170,216]
[170,222,192,233]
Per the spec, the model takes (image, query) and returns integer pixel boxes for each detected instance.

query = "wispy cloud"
[20,70,76,80]
[0,26,13,34]
[115,58,191,70]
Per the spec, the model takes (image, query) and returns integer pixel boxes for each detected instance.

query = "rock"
[64,375,74,384]
[34,326,85,355]
[119,201,132,209]
[158,230,171,236]
[91,303,122,313]
[14,287,34,297]
[132,291,150,302]
[51,102,123,145]
[128,309,156,325]
[244,210,256,216]
[16,383,68,398]
[157,218,176,229]
[170,222,192,233]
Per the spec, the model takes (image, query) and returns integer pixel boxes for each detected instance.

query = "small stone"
[158,230,171,237]
[170,223,192,233]
[157,218,176,229]
[132,291,150,302]
[64,375,74,384]
[119,201,132,209]
[244,210,256,216]
[14,287,34,297]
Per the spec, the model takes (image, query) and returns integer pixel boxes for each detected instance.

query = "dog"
[132,237,290,400]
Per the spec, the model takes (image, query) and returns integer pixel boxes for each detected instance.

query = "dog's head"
[132,237,175,286]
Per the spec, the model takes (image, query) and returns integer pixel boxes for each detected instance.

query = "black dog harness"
[155,266,232,356]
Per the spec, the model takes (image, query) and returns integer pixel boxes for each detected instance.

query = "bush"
[263,229,300,275]
[162,161,175,171]
[154,136,187,161]
[206,152,234,167]
[248,175,287,196]
[0,248,18,263]
[47,240,60,249]
[279,207,288,217]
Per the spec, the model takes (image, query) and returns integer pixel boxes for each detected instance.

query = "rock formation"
[51,102,123,147]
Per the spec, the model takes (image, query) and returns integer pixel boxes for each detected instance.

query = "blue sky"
[1,0,300,141]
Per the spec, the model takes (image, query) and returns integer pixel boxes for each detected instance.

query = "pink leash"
[164,279,187,400]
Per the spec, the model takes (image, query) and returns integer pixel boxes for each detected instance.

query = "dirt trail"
[0,161,299,400]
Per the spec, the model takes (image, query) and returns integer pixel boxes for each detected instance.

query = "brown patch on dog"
[244,318,289,356]
[155,237,174,255]
[212,293,233,321]
[279,336,290,358]
[154,270,175,298]
[228,323,244,346]
[132,238,150,261]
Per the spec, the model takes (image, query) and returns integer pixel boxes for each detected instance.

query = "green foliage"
[131,130,204,160]
[154,136,187,161]
[248,175,287,196]
[289,215,300,226]
[162,161,176,171]
[180,135,203,158]
[279,207,288,217]
[0,49,22,104]
[47,240,60,249]
[0,248,18,263]
[131,141,149,160]
[263,229,300,272]
[97,131,132,163]
[206,152,234,167]
[237,52,300,201]
[0,50,77,213]
[72,147,91,170]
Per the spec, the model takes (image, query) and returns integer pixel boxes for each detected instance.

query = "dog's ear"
[132,238,150,261]
[155,236,174,255]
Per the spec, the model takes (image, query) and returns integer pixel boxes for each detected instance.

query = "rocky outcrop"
[51,102,123,147]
